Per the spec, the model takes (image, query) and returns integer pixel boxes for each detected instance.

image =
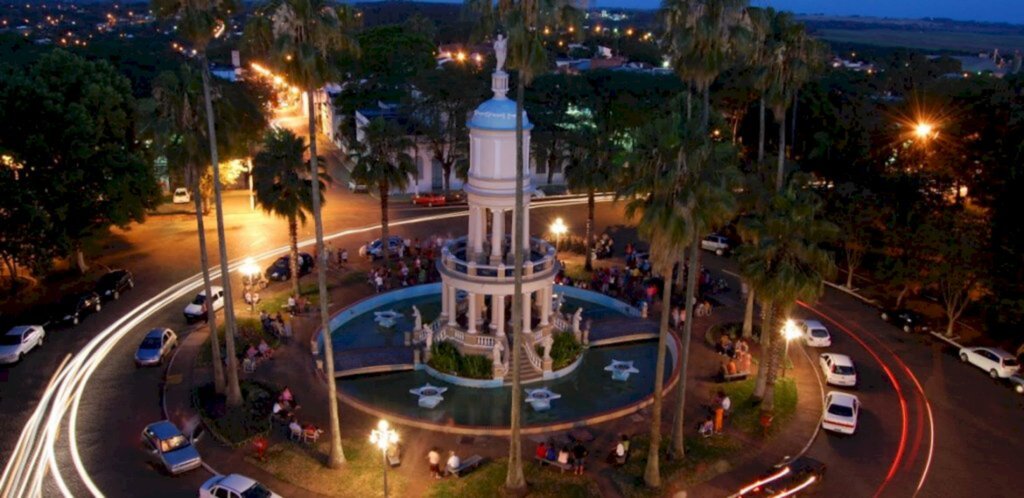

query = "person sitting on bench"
[445,451,461,477]
[699,416,715,437]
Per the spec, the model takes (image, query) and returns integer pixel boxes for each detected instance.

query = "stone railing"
[522,334,544,372]
[551,312,572,332]
[436,325,496,350]
[439,236,557,282]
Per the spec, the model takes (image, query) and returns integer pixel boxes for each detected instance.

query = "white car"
[700,234,731,256]
[959,347,1020,379]
[172,187,191,204]
[183,286,224,323]
[822,391,859,435]
[800,320,832,347]
[0,326,45,364]
[200,474,281,498]
[819,353,857,387]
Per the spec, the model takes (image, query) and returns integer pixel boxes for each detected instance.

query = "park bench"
[448,455,484,478]
[718,370,750,383]
[535,456,572,473]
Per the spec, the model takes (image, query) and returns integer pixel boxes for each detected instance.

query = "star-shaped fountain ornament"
[373,310,400,328]
[605,359,640,381]
[524,388,562,412]
[409,383,448,409]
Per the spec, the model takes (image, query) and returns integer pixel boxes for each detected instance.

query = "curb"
[794,344,825,459]
[161,326,221,477]
[929,331,963,348]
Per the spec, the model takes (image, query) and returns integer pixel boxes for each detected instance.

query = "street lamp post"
[781,319,802,379]
[369,419,398,498]
[239,258,261,314]
[550,217,568,250]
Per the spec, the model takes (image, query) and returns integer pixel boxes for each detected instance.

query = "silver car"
[135,328,177,367]
[141,420,202,475]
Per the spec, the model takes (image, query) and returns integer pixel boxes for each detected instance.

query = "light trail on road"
[799,300,935,497]
[0,195,609,497]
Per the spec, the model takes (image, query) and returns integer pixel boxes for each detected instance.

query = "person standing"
[427,447,441,479]
[571,440,588,475]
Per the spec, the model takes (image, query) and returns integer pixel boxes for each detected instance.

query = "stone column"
[473,206,485,257]
[490,208,504,264]
[475,293,486,328]
[440,283,449,319]
[493,295,506,337]
[540,286,551,326]
[522,205,530,250]
[467,292,477,334]
[522,290,532,334]
[447,285,458,327]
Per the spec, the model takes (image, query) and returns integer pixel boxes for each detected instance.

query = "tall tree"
[348,117,416,262]
[153,0,245,407]
[619,113,692,488]
[661,0,748,460]
[245,0,361,468]
[410,63,486,193]
[0,50,160,274]
[738,183,836,410]
[253,128,328,299]
[464,0,581,489]
[152,64,227,394]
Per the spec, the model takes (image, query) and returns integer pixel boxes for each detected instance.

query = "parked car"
[734,455,826,497]
[57,291,102,326]
[172,187,191,204]
[822,391,860,435]
[135,328,178,367]
[700,234,731,256]
[141,420,202,475]
[265,253,314,281]
[412,193,448,207]
[879,307,930,333]
[199,474,281,498]
[799,319,832,347]
[959,347,1020,379]
[0,325,45,364]
[819,353,857,387]
[359,236,406,259]
[95,268,134,301]
[183,286,224,323]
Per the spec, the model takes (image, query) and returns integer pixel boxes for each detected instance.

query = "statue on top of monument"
[494,33,507,73]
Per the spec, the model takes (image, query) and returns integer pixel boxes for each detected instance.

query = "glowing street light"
[914,122,936,140]
[369,419,399,498]
[781,319,802,378]
[550,217,568,249]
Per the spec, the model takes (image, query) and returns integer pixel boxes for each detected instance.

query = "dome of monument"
[468,97,532,131]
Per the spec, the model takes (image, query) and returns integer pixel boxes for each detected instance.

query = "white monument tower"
[434,36,559,378]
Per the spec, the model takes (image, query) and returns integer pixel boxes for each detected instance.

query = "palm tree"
[464,1,580,489]
[668,135,741,458]
[661,0,747,459]
[348,118,416,261]
[563,126,612,272]
[152,0,243,406]
[737,182,836,409]
[152,65,226,396]
[252,128,328,299]
[245,0,360,468]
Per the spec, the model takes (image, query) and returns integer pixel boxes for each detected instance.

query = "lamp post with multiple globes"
[369,419,399,498]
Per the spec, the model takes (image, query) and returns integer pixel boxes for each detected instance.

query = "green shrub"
[428,341,493,379]
[537,332,583,370]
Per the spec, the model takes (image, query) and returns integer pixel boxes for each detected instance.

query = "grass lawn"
[613,435,742,497]
[428,459,600,498]
[723,377,798,437]
[248,438,409,497]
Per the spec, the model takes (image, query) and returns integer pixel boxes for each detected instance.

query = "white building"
[432,67,561,380]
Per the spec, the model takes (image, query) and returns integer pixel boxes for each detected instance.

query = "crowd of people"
[270,387,323,444]
[699,389,733,437]
[534,437,593,475]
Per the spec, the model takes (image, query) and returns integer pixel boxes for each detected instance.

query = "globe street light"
[239,258,261,313]
[369,419,398,498]
[550,217,568,250]
[914,121,936,140]
[781,319,802,379]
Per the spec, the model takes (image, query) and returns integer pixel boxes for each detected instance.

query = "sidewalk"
[164,259,823,498]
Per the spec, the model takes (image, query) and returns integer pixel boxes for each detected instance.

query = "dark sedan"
[879,307,931,333]
[95,269,134,301]
[56,291,102,326]
[264,253,314,281]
